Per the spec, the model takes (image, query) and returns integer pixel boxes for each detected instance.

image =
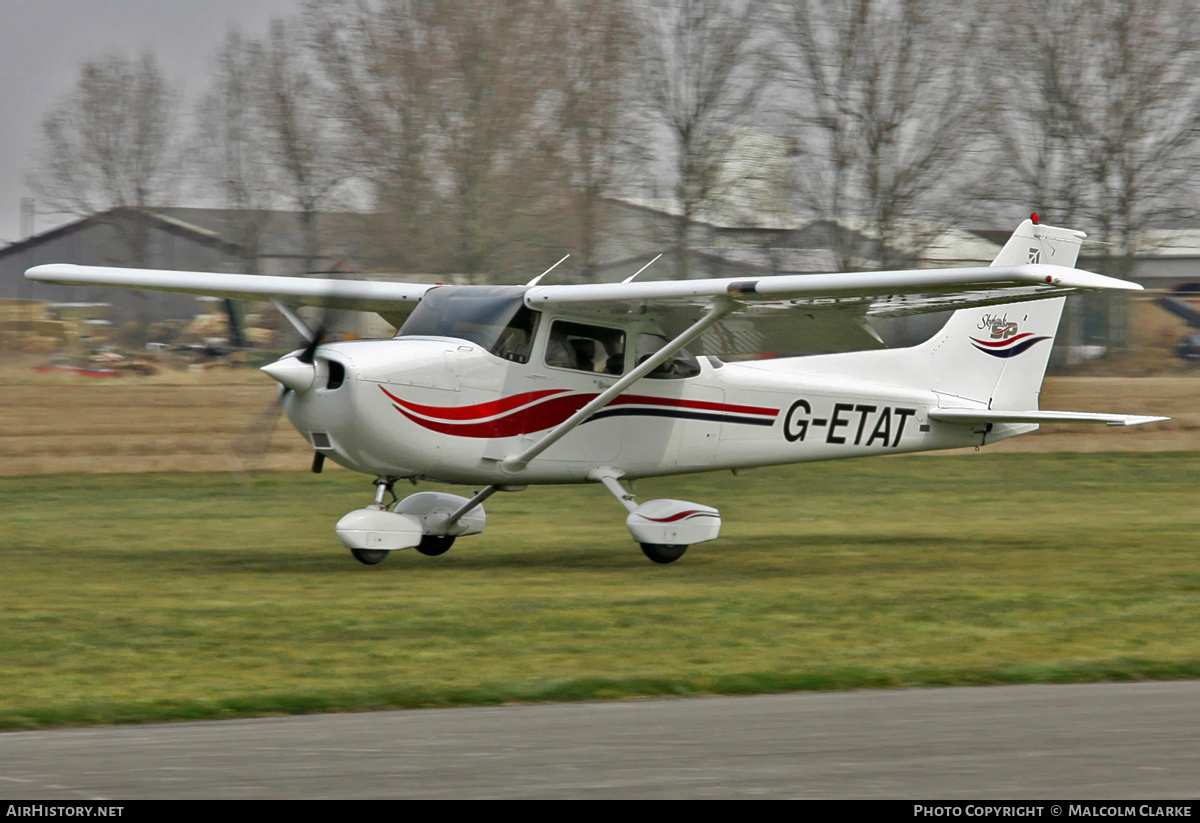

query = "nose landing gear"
[337,479,493,565]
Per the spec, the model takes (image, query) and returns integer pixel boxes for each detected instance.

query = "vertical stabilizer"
[922,219,1085,409]
[989,217,1086,269]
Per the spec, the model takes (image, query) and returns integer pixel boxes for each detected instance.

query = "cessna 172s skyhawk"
[26,217,1166,564]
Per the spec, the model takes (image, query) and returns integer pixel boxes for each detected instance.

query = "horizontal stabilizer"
[929,409,1169,427]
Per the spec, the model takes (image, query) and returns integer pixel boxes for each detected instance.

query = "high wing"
[524,263,1142,356]
[26,257,1141,358]
[23,264,432,327]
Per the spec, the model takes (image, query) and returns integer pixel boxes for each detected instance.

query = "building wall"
[0,220,237,324]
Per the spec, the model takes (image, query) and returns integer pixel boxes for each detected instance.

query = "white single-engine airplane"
[26,217,1166,564]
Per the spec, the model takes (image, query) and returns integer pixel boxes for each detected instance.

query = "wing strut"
[499,297,738,474]
[271,299,316,343]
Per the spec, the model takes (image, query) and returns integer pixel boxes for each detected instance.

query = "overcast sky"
[0,0,301,246]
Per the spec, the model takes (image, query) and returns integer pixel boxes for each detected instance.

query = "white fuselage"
[283,334,997,486]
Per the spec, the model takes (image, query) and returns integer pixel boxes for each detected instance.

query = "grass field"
[2,452,1199,729]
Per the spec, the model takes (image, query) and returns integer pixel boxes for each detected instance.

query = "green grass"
[2,452,1199,729]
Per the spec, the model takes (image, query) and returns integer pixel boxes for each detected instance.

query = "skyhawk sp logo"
[970,313,1051,358]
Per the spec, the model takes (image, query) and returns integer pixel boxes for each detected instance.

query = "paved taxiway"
[1,681,1197,799]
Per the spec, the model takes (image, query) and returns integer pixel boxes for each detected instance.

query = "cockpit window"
[396,286,538,362]
[492,306,539,363]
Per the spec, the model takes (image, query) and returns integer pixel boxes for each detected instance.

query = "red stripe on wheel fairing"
[635,510,718,523]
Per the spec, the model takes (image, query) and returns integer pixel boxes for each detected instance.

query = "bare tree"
[261,18,358,274]
[1073,2,1200,263]
[422,0,574,280]
[307,0,440,272]
[983,2,1095,228]
[990,0,1200,246]
[193,28,278,274]
[637,0,767,277]
[307,0,573,281]
[557,0,639,281]
[27,52,181,266]
[988,0,1200,346]
[1081,1,1200,347]
[780,0,981,270]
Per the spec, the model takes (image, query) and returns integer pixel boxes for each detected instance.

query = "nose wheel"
[350,548,389,565]
[338,483,495,565]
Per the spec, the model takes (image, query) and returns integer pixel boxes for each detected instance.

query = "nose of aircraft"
[261,356,316,392]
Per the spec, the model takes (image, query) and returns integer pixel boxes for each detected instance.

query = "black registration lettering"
[784,399,920,449]
[783,399,811,442]
[853,404,877,445]
[866,408,892,447]
[892,408,916,447]
[826,403,854,444]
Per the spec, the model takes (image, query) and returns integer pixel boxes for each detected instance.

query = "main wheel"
[416,535,456,557]
[640,543,688,564]
[351,548,389,565]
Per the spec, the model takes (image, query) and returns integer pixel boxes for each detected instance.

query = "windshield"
[396,285,536,361]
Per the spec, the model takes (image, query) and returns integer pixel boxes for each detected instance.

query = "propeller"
[260,307,333,391]
[228,264,352,479]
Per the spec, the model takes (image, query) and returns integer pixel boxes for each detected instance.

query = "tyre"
[640,543,688,564]
[351,548,389,565]
[416,535,456,556]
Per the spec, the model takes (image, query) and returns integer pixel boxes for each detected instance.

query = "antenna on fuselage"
[526,254,571,286]
[621,253,663,283]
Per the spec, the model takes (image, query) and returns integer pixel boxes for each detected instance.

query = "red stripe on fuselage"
[380,386,569,420]
[384,386,781,437]
[394,393,593,437]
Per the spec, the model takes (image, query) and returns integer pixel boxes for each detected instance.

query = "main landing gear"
[591,468,722,565]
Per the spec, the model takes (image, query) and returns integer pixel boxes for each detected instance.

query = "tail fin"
[989,217,1086,268]
[923,219,1086,409]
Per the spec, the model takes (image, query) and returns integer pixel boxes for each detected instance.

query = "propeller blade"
[297,322,326,364]
[230,387,287,468]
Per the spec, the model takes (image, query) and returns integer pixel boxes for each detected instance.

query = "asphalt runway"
[1,681,1198,799]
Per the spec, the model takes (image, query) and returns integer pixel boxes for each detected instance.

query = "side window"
[545,321,625,375]
[636,333,701,379]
